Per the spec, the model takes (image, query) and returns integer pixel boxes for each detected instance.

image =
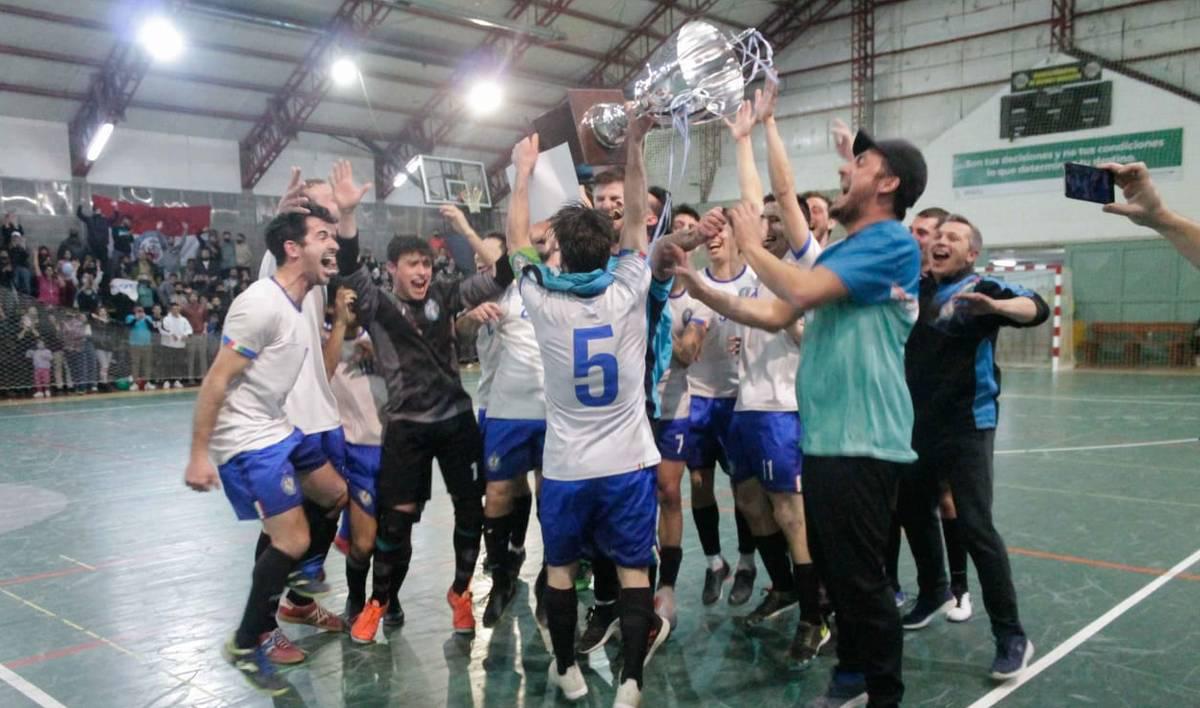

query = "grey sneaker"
[729,566,757,606]
[744,589,798,626]
[789,620,831,670]
[702,560,731,605]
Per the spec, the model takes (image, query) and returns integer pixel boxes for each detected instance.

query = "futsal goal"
[977,264,1073,370]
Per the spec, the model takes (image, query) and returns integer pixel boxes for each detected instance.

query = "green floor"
[0,369,1197,707]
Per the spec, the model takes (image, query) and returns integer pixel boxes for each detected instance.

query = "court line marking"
[1003,394,1200,407]
[57,555,95,571]
[1008,547,1200,583]
[0,663,66,708]
[997,482,1200,510]
[3,639,109,669]
[995,437,1199,455]
[0,400,193,420]
[968,545,1200,708]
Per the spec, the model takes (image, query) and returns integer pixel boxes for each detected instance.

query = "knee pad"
[451,496,483,538]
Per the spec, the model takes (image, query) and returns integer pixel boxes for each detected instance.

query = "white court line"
[0,664,67,708]
[995,438,1199,455]
[968,546,1200,708]
[0,401,192,420]
[1004,394,1200,407]
[996,482,1200,510]
[58,555,96,571]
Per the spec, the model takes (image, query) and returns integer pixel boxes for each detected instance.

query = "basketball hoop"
[461,185,485,215]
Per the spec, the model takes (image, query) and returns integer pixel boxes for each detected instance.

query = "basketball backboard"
[417,155,492,209]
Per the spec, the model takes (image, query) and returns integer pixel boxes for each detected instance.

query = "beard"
[828,196,859,228]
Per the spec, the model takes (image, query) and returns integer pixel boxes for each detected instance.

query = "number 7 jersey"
[519,252,662,481]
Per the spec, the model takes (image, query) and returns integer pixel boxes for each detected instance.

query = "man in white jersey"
[183,210,343,695]
[509,120,672,707]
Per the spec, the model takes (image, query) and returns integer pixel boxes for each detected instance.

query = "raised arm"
[507,134,538,254]
[184,347,252,491]
[440,203,498,266]
[650,225,706,281]
[672,319,707,367]
[621,111,655,254]
[731,201,848,310]
[330,159,372,241]
[324,287,355,380]
[1100,161,1200,268]
[758,83,812,252]
[725,98,765,208]
[666,242,800,333]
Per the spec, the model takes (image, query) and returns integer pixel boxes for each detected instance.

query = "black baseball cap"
[852,130,928,215]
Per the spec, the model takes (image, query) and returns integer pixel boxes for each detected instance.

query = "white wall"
[88,127,241,193]
[0,115,70,181]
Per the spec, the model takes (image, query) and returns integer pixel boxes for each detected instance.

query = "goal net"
[977,264,1073,370]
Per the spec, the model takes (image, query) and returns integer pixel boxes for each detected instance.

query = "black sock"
[544,586,578,675]
[756,531,794,593]
[591,555,619,604]
[346,552,370,618]
[692,504,722,557]
[659,546,683,589]
[510,494,532,550]
[944,517,968,596]
[618,587,654,688]
[452,514,481,596]
[483,513,512,576]
[794,562,822,624]
[254,532,280,631]
[287,499,338,606]
[371,515,413,604]
[236,546,295,649]
[734,507,755,556]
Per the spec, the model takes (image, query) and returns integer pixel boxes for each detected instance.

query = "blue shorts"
[540,468,657,568]
[291,427,348,475]
[477,408,487,431]
[483,418,546,481]
[687,396,736,470]
[344,442,381,514]
[655,417,691,461]
[218,429,305,521]
[726,411,804,494]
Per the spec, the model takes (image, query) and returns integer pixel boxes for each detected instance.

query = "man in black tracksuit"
[899,214,1049,682]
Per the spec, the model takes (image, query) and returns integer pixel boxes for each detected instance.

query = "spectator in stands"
[134,251,158,282]
[60,311,89,394]
[0,250,13,290]
[235,269,252,297]
[208,295,226,325]
[21,306,70,392]
[76,273,100,314]
[114,254,135,280]
[218,231,237,275]
[36,266,61,307]
[7,233,33,295]
[36,246,53,274]
[111,215,134,266]
[158,272,178,306]
[179,222,200,265]
[158,301,191,388]
[58,250,79,286]
[57,267,77,309]
[0,295,23,397]
[234,232,252,270]
[76,203,114,263]
[1,211,21,250]
[58,228,85,261]
[205,308,222,362]
[1101,161,1200,268]
[78,255,101,285]
[126,305,156,388]
[195,246,221,286]
[136,275,157,310]
[181,290,208,383]
[160,231,183,275]
[91,305,116,390]
[26,338,52,398]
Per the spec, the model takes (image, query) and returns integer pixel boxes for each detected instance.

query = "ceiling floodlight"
[331,56,360,86]
[138,16,184,62]
[86,122,115,162]
[466,79,504,116]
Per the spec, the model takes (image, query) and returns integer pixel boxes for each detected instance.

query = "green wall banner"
[952,128,1183,197]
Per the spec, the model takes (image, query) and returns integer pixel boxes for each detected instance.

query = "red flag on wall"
[90,195,212,237]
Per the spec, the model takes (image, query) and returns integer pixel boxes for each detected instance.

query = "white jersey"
[657,290,709,421]
[210,279,308,464]
[686,264,756,399]
[475,319,500,410]
[489,282,546,420]
[259,252,341,434]
[330,331,386,446]
[520,253,661,481]
[735,238,823,412]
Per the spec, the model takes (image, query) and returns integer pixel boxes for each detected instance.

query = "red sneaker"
[259,628,306,665]
[446,586,476,635]
[277,596,346,633]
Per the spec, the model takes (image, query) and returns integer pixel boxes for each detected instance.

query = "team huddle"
[184,86,1049,708]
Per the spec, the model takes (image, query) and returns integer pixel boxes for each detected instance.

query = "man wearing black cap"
[726,130,925,708]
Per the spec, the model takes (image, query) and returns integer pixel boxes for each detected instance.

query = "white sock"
[706,555,725,572]
[738,553,756,571]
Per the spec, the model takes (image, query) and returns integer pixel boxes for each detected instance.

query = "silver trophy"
[582,21,774,149]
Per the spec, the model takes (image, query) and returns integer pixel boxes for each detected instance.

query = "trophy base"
[532,89,628,168]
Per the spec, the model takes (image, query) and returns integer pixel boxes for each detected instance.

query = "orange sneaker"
[259,628,306,665]
[351,599,386,644]
[277,596,346,633]
[447,586,475,635]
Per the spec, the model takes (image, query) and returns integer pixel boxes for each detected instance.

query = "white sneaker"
[145,382,157,390]
[613,678,642,708]
[173,381,183,389]
[947,592,973,623]
[33,391,43,398]
[547,663,587,702]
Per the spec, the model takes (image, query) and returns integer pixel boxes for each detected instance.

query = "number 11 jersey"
[519,251,661,482]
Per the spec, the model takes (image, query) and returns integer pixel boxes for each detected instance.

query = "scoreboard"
[1001,60,1112,139]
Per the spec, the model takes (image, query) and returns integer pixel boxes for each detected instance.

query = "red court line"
[1009,547,1200,583]
[0,566,92,587]
[3,639,109,669]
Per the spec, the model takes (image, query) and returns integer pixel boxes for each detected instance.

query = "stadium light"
[393,172,408,188]
[331,56,360,86]
[466,79,504,116]
[405,155,422,173]
[138,16,184,62]
[86,122,115,162]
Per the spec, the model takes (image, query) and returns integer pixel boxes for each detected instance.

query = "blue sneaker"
[990,635,1034,680]
[902,590,954,630]
[286,570,331,598]
[223,636,290,695]
[805,669,868,708]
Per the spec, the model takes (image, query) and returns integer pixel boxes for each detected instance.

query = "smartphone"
[1064,162,1115,204]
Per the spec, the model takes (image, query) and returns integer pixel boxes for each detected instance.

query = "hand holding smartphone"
[1064,162,1115,204]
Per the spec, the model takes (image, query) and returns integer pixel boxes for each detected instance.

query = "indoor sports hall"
[0,1,1197,707]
